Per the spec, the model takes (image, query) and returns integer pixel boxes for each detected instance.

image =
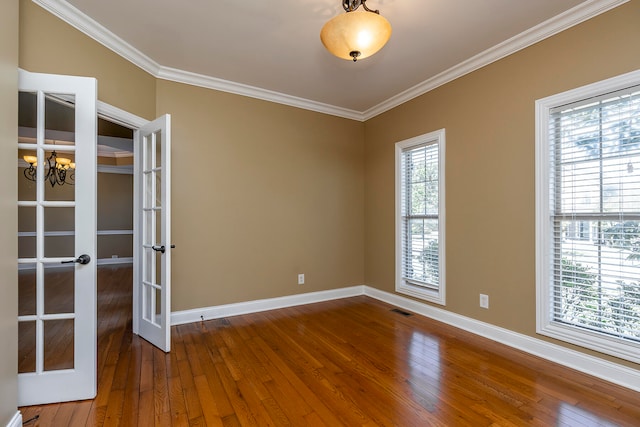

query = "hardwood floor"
[20,266,640,426]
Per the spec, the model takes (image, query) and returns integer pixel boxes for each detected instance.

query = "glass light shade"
[320,9,391,61]
[23,155,38,165]
[56,157,71,166]
[70,162,76,169]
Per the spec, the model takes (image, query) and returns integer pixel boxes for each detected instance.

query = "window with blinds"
[536,71,640,363]
[396,129,445,305]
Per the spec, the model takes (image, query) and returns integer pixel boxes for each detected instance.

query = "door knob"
[61,254,91,265]
[152,244,176,254]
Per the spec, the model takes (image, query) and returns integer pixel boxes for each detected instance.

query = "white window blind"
[539,78,640,361]
[401,143,440,288]
[396,129,445,305]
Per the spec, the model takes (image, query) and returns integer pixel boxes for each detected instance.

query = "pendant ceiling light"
[320,0,392,62]
[22,151,75,187]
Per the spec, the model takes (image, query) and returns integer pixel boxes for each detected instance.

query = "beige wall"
[97,172,133,259]
[19,0,156,120]
[0,0,19,423]
[364,1,640,369]
[97,172,133,231]
[156,80,365,310]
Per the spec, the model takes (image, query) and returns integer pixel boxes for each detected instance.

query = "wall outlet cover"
[480,294,489,309]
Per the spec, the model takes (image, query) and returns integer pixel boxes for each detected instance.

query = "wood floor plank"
[197,326,236,419]
[193,375,225,427]
[102,389,124,426]
[137,389,154,427]
[152,347,171,419]
[19,266,640,426]
[120,338,141,426]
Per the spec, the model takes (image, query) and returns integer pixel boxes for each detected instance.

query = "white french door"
[134,115,172,352]
[17,70,97,406]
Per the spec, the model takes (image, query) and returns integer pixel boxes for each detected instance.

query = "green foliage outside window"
[559,258,640,340]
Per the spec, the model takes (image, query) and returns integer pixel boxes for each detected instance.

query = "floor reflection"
[558,402,619,427]
[407,330,442,412]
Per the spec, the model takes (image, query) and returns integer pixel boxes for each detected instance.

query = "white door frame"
[95,102,147,336]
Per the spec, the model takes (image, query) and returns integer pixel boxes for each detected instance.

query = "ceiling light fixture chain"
[342,0,379,14]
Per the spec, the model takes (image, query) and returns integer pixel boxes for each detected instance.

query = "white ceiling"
[43,0,624,119]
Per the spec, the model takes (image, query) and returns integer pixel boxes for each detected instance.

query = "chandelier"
[320,0,392,62]
[23,151,75,187]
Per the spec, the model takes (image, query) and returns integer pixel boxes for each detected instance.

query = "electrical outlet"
[298,273,305,285]
[480,294,489,309]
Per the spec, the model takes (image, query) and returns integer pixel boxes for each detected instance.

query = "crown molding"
[156,66,365,121]
[32,0,365,121]
[34,0,628,122]
[33,0,160,75]
[363,0,630,120]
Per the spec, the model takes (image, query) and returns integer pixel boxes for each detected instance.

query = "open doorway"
[95,116,136,379]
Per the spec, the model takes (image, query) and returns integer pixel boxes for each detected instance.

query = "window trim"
[535,69,640,364]
[395,129,446,305]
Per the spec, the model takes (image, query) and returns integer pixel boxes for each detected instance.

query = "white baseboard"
[363,287,640,393]
[170,284,640,393]
[171,285,365,325]
[6,411,21,427]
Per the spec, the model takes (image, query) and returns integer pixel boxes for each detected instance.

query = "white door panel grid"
[136,114,172,352]
[17,69,97,406]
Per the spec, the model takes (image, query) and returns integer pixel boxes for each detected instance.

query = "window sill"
[396,281,445,306]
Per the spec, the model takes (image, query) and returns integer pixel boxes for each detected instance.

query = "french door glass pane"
[44,96,75,144]
[44,206,75,258]
[43,149,76,201]
[144,284,152,321]
[155,172,161,207]
[154,131,162,169]
[155,287,161,318]
[144,249,153,283]
[155,209,161,248]
[143,210,153,246]
[144,172,153,209]
[18,161,36,201]
[43,319,74,371]
[154,132,162,210]
[18,321,36,374]
[44,268,75,314]
[18,270,36,317]
[18,237,36,259]
[155,250,162,285]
